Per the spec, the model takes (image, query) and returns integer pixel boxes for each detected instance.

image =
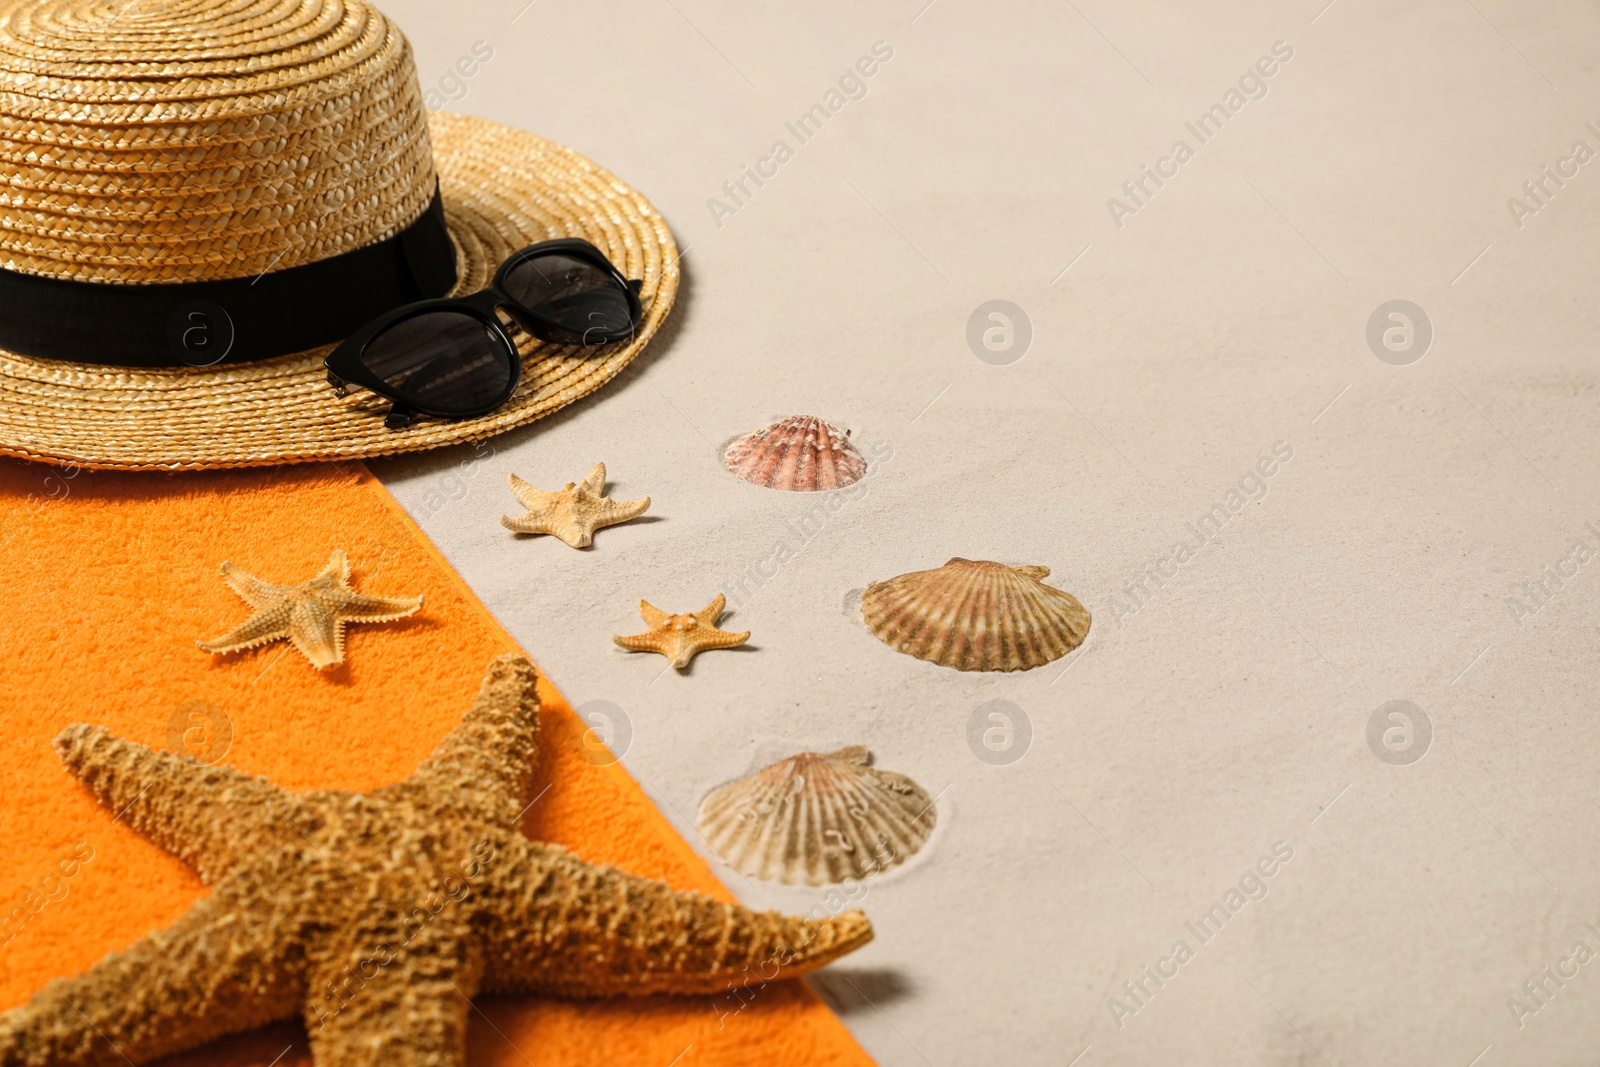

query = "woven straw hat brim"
[0,110,679,471]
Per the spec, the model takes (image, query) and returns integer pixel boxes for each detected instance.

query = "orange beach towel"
[0,457,870,1067]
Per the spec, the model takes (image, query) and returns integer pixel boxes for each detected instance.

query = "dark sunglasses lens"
[360,310,513,414]
[502,253,634,341]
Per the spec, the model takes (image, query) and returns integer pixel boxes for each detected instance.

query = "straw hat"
[0,0,678,471]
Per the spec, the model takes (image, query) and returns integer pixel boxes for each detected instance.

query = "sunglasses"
[324,238,643,429]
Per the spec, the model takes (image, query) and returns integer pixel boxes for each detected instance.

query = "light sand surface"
[374,1,1600,1062]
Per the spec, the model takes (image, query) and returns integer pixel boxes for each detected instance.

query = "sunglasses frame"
[324,237,643,429]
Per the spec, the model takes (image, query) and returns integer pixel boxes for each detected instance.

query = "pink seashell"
[723,416,868,492]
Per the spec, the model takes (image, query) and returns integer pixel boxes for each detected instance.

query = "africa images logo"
[1105,41,1295,229]
[706,41,895,229]
[1107,842,1295,1029]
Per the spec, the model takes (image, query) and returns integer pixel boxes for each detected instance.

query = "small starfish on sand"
[500,462,650,547]
[0,655,870,1067]
[613,594,750,670]
[196,549,422,670]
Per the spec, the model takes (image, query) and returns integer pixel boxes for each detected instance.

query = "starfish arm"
[665,633,701,671]
[506,473,555,512]
[556,529,592,548]
[694,593,728,626]
[0,882,304,1067]
[673,627,750,669]
[319,549,352,584]
[697,628,750,652]
[500,511,554,535]
[545,509,593,548]
[410,655,540,825]
[287,601,346,669]
[636,599,670,628]
[611,631,665,657]
[592,495,650,526]
[303,921,480,1067]
[578,461,607,496]
[479,839,873,998]
[216,561,292,607]
[53,724,299,882]
[334,591,426,622]
[196,606,290,656]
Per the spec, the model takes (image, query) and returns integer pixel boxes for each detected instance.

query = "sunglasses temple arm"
[384,402,417,430]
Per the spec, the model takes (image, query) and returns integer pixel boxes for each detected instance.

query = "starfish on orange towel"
[0,655,870,1067]
[613,594,750,670]
[500,461,650,547]
[196,549,422,670]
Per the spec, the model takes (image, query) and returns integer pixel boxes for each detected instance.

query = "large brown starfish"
[0,655,870,1066]
[196,549,423,669]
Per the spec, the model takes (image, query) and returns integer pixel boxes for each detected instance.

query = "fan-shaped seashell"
[697,746,935,886]
[861,557,1090,672]
[723,416,868,492]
